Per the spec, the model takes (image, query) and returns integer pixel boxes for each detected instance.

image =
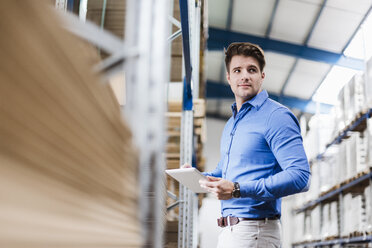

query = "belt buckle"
[226,216,231,226]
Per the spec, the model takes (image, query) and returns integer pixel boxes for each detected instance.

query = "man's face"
[226,55,265,103]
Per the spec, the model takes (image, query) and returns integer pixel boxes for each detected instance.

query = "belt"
[217,216,280,227]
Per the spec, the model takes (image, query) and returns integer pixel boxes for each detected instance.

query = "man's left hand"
[199,176,234,200]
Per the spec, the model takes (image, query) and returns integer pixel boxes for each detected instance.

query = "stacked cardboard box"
[0,1,140,247]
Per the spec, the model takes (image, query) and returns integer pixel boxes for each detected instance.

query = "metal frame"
[123,0,171,247]
[292,235,372,247]
[177,0,202,247]
[208,27,364,70]
[294,171,372,213]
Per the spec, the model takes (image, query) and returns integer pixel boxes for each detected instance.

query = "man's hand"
[199,176,234,200]
[181,163,192,169]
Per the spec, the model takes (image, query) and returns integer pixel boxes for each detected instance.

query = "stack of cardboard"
[0,1,140,247]
[170,0,183,82]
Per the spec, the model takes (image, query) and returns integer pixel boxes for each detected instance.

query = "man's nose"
[241,70,250,80]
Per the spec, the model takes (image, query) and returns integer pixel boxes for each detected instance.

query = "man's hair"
[225,42,266,72]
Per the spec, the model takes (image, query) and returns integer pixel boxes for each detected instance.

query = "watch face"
[232,190,240,198]
[232,182,240,198]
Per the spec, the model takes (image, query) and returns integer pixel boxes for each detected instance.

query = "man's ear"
[261,71,265,80]
[226,71,231,85]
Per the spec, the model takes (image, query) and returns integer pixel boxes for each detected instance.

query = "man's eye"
[234,69,240,73]
[249,68,257,73]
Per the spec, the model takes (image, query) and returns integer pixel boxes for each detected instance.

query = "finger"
[181,163,192,168]
[206,176,221,182]
[202,181,218,188]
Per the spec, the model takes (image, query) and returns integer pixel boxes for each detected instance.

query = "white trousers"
[216,219,281,248]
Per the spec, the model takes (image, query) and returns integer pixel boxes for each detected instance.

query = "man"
[194,42,310,247]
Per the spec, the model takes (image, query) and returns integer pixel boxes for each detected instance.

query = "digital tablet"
[165,168,208,193]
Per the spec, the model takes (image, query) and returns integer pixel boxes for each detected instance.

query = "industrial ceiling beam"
[206,80,332,114]
[280,0,327,96]
[208,27,364,70]
[265,0,279,37]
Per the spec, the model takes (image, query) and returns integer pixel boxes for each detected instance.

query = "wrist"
[232,182,241,198]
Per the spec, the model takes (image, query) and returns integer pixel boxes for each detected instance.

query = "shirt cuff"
[239,181,256,198]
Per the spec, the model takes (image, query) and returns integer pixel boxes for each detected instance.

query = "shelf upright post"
[123,0,171,247]
[55,0,67,11]
[178,0,202,247]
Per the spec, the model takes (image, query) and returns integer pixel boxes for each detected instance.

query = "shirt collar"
[231,90,269,115]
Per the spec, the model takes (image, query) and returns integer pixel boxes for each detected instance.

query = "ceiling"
[206,0,372,118]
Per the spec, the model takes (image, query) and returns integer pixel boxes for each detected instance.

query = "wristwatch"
[232,182,241,198]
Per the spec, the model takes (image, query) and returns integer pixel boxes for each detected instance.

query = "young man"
[199,42,310,247]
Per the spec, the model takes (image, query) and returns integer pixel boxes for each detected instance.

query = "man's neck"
[236,89,262,112]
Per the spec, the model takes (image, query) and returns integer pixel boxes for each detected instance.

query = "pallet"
[324,235,339,241]
[319,184,341,197]
[348,230,369,238]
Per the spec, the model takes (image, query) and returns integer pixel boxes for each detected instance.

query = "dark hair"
[224,42,266,72]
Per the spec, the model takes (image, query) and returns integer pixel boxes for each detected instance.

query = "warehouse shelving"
[57,1,172,247]
[296,109,372,214]
[316,108,372,160]
[172,1,203,248]
[295,170,372,214]
[292,104,372,246]
[293,235,372,247]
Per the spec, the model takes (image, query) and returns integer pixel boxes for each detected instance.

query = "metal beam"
[265,0,279,37]
[206,81,332,114]
[280,0,327,96]
[208,27,364,70]
[179,0,193,111]
[226,0,234,30]
[59,10,124,54]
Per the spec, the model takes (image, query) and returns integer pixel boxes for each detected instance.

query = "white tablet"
[165,168,208,193]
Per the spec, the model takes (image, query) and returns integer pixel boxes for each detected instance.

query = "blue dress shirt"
[204,90,310,219]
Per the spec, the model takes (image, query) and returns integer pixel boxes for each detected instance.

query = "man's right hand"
[181,163,192,169]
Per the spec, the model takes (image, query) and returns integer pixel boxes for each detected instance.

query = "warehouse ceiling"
[206,0,372,118]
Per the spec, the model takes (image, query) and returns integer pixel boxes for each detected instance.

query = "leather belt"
[217,216,279,227]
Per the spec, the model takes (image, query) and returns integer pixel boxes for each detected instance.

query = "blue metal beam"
[179,0,193,111]
[208,27,364,70]
[206,81,332,114]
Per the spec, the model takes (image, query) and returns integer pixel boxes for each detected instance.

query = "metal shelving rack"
[293,235,372,247]
[177,0,202,248]
[58,0,204,247]
[295,171,372,214]
[57,1,172,247]
[292,110,372,247]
